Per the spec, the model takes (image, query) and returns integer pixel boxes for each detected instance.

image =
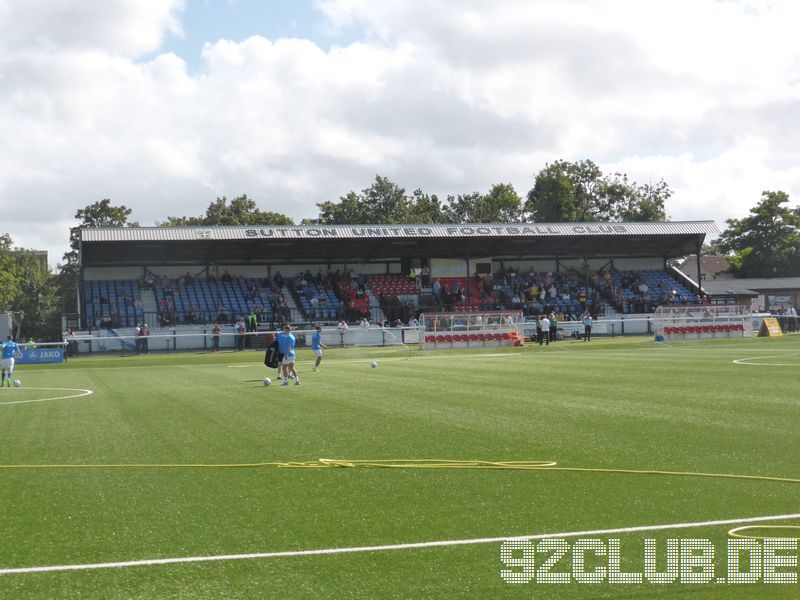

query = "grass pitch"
[1,335,799,598]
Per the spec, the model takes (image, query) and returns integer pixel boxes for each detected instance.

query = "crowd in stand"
[85,265,699,332]
[423,266,695,322]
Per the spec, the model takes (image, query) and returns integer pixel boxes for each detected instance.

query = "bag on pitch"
[264,340,280,369]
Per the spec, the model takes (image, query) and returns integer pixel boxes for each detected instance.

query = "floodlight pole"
[583,246,590,313]
[696,239,703,299]
[465,256,470,302]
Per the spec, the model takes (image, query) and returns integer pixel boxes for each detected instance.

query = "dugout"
[74,221,717,336]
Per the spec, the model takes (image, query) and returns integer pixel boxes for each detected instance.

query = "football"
[263,377,272,386]
[13,380,21,387]
[370,362,378,368]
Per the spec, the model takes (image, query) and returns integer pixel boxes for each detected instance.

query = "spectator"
[583,312,593,341]
[212,322,221,352]
[234,317,246,351]
[536,315,549,346]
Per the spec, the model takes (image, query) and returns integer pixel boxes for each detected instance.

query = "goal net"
[652,305,753,340]
[419,311,525,349]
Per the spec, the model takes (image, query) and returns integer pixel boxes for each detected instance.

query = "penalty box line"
[1,512,799,576]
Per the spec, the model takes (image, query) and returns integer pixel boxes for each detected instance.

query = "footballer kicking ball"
[370,362,378,368]
[263,377,272,386]
[13,380,21,387]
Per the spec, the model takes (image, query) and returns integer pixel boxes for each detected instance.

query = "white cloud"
[0,0,185,57]
[1,0,800,265]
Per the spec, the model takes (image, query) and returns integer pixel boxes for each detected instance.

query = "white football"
[370,362,378,368]
[263,377,272,386]
[13,380,21,387]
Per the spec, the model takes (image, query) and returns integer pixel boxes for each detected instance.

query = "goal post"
[419,311,525,349]
[652,305,753,340]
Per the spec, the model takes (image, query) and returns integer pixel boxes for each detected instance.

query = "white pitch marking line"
[1,512,798,575]
[732,355,799,366]
[0,388,93,406]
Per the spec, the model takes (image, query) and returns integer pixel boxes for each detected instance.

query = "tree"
[407,189,448,224]
[159,195,294,227]
[12,250,59,339]
[525,159,668,222]
[717,190,800,278]
[0,234,18,310]
[0,235,59,339]
[315,176,413,224]
[314,176,523,225]
[444,183,523,223]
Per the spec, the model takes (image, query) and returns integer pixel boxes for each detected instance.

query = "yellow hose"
[1,458,796,538]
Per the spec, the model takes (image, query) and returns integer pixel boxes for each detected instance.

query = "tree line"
[1,159,797,339]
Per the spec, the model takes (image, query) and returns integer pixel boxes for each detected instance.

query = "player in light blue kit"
[311,326,328,372]
[1,336,21,387]
[276,325,300,386]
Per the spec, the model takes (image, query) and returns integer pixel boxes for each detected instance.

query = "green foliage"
[0,234,59,339]
[0,234,18,310]
[408,188,448,224]
[525,159,668,222]
[315,176,422,224]
[444,183,523,223]
[314,175,522,224]
[11,249,59,339]
[717,190,800,277]
[159,195,294,227]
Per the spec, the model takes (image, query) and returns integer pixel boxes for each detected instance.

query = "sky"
[1,0,799,267]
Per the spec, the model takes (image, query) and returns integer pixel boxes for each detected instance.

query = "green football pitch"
[1,335,799,598]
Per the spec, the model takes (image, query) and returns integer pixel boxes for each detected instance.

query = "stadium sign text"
[244,224,630,239]
[17,348,65,364]
[502,537,799,585]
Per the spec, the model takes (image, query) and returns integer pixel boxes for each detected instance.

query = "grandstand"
[84,279,144,328]
[152,277,278,326]
[70,222,718,348]
[609,269,694,313]
[290,275,342,321]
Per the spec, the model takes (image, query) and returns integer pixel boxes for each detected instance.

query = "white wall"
[147,266,207,280]
[614,258,664,271]
[84,266,143,280]
[87,256,668,283]
[214,265,268,278]
[497,259,558,273]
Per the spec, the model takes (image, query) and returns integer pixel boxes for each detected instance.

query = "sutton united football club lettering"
[244,224,629,239]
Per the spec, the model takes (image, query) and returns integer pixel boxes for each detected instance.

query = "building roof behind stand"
[701,277,800,296]
[79,221,718,267]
